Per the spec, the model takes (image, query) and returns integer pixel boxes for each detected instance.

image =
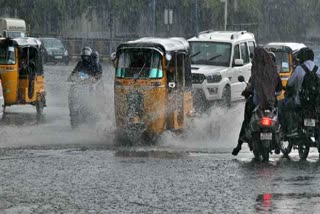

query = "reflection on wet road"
[0,65,320,213]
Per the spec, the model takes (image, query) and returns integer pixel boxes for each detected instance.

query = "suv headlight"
[192,73,206,84]
[47,50,52,55]
[206,74,222,83]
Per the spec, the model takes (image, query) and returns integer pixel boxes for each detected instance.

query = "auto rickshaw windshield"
[0,46,16,65]
[273,51,290,73]
[116,48,163,79]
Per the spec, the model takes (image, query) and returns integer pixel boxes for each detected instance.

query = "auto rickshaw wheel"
[142,132,159,145]
[36,102,44,115]
[1,105,6,119]
[36,95,46,116]
[70,114,80,129]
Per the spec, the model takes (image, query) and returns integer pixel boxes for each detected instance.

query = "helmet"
[297,47,314,64]
[81,47,92,62]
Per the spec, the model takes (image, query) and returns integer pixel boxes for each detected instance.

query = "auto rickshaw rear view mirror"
[168,82,176,88]
[110,52,117,67]
[165,53,172,61]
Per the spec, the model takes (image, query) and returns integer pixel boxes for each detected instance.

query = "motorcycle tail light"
[261,117,272,127]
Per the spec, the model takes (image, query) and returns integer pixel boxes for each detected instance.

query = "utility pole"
[220,0,228,31]
[195,0,199,35]
[152,0,156,36]
[109,0,113,55]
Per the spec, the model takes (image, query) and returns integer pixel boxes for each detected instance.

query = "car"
[39,37,69,65]
[188,30,256,110]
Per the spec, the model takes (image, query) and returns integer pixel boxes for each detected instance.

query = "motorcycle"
[248,106,281,162]
[239,76,281,162]
[68,71,105,128]
[280,106,320,160]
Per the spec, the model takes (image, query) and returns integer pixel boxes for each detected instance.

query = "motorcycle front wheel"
[298,137,310,160]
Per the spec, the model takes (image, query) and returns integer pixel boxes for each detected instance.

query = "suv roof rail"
[197,29,215,37]
[230,31,248,40]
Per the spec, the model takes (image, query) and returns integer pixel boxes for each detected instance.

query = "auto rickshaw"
[0,37,46,115]
[264,42,306,100]
[113,37,193,144]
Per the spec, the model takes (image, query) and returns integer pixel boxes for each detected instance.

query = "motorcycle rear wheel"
[252,133,261,161]
[261,144,270,162]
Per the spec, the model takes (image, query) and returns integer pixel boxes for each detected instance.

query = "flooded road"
[0,64,320,213]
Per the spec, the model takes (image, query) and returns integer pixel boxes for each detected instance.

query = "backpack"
[299,64,320,107]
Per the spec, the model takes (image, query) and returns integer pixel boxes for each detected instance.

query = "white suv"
[188,31,256,110]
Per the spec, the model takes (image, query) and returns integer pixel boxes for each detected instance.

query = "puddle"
[114,148,189,159]
[255,192,320,213]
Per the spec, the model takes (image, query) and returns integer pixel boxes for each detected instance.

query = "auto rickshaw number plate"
[260,133,272,140]
[304,119,316,127]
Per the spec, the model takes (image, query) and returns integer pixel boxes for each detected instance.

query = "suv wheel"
[221,86,231,107]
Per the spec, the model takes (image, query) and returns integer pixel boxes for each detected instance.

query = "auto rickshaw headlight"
[64,50,68,56]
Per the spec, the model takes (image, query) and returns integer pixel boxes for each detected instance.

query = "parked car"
[188,31,256,111]
[39,37,69,65]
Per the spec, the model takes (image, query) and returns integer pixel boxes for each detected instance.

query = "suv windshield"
[274,51,290,73]
[116,49,163,79]
[41,38,64,49]
[190,42,231,67]
[0,46,16,65]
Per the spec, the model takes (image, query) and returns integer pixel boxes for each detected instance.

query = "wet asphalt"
[0,64,320,213]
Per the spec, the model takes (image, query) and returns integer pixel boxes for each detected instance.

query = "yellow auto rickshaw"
[264,42,306,100]
[0,37,46,115]
[113,37,193,144]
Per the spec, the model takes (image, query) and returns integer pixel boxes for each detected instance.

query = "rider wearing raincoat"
[232,47,282,155]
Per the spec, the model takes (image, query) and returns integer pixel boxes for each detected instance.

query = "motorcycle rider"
[69,46,101,80]
[232,48,282,156]
[279,47,320,134]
